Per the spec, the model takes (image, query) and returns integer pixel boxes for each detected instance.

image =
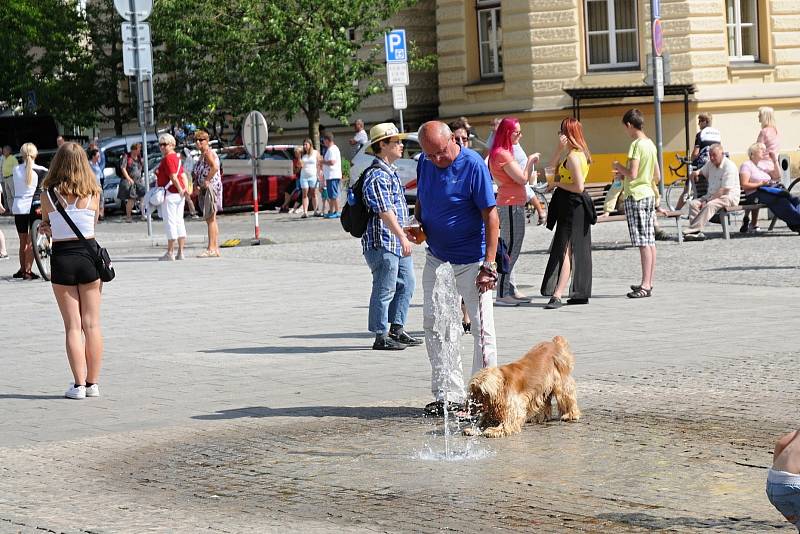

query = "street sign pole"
[385,29,409,133]
[130,3,153,236]
[251,118,260,242]
[651,0,665,197]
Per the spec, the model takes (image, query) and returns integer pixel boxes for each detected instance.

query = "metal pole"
[399,109,404,133]
[129,1,152,236]
[251,119,260,241]
[651,2,665,198]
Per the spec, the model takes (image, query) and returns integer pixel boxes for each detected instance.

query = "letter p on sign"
[385,29,407,63]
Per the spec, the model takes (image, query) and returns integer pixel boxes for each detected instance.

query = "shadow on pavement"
[596,512,786,531]
[0,394,64,400]
[281,332,376,340]
[199,345,367,354]
[705,265,799,272]
[192,405,421,420]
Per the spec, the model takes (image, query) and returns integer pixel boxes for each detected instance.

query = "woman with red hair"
[541,117,594,309]
[488,117,539,305]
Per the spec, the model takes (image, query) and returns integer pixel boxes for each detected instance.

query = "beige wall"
[436,0,800,169]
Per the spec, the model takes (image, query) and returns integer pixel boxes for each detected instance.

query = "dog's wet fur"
[464,336,580,438]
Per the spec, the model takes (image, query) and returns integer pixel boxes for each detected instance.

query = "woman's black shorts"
[14,214,32,234]
[51,240,101,286]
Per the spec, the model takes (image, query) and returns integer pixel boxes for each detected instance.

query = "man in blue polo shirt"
[361,123,422,351]
[411,121,500,416]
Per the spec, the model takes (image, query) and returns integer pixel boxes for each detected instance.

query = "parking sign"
[385,29,407,63]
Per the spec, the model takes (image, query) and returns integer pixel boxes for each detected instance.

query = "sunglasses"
[159,143,168,146]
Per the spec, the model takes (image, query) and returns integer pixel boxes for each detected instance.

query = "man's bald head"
[418,121,460,169]
[418,121,451,146]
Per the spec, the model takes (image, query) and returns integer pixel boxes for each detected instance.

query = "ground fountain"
[414,263,493,462]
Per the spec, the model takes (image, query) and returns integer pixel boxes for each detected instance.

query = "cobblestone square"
[1,212,798,532]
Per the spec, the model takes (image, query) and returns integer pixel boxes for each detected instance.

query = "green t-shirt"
[624,137,657,200]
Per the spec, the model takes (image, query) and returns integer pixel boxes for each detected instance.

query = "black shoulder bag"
[48,187,115,282]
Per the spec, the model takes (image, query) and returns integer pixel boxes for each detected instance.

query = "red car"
[191,145,298,212]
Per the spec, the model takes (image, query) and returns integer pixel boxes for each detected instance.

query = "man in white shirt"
[683,144,740,241]
[321,133,343,218]
[349,119,369,160]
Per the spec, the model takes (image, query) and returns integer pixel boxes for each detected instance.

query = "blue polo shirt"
[416,147,495,264]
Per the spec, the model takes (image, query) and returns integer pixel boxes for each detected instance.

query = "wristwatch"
[481,261,497,271]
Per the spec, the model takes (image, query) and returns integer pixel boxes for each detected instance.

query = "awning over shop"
[563,84,696,154]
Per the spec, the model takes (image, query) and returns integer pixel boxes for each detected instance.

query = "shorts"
[298,176,318,190]
[51,239,101,286]
[118,179,145,200]
[624,195,656,247]
[766,469,800,527]
[14,214,31,234]
[326,178,341,201]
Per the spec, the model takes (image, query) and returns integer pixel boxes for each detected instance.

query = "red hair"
[489,117,519,162]
[560,117,592,163]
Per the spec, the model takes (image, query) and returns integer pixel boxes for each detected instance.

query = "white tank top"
[299,150,318,180]
[48,191,96,241]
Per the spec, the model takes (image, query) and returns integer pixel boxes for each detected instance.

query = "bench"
[714,190,775,240]
[583,183,685,243]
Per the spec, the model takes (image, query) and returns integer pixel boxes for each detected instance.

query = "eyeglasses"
[455,136,469,144]
[512,130,522,136]
[425,138,453,160]
[159,143,168,147]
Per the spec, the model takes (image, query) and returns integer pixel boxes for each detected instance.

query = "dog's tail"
[551,336,575,375]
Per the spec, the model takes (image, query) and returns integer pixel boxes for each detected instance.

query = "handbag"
[48,187,115,282]
[495,237,512,275]
[146,184,166,206]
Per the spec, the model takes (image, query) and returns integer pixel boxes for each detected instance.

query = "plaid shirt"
[361,158,409,256]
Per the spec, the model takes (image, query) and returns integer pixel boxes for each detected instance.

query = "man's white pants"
[422,250,497,403]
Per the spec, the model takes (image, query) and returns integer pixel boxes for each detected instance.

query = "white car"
[349,132,488,203]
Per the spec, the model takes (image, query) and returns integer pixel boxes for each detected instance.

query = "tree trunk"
[307,107,320,150]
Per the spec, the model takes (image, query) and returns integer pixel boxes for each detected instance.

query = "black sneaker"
[423,400,465,417]
[544,297,562,309]
[12,270,24,279]
[372,335,407,351]
[389,329,422,346]
[566,298,588,305]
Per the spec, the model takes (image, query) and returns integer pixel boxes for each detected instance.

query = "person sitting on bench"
[740,142,800,234]
[682,144,739,241]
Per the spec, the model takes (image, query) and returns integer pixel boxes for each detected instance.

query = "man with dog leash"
[409,121,500,417]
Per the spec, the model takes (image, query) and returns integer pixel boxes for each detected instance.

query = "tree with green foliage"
[152,0,432,147]
[0,0,96,129]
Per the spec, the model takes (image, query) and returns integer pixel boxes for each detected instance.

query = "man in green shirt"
[1,146,16,212]
[612,109,663,299]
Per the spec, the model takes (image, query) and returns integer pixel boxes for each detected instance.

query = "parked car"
[189,145,297,212]
[349,133,487,203]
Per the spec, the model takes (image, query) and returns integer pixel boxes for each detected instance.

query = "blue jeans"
[363,247,415,335]
[767,469,800,528]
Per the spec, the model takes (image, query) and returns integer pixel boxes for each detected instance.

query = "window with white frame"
[726,0,759,61]
[477,1,502,78]
[585,0,639,70]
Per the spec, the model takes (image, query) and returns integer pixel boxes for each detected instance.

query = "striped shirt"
[361,158,409,256]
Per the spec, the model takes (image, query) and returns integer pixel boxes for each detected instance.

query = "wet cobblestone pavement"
[1,353,796,533]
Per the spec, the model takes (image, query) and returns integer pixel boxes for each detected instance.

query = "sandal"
[629,285,654,292]
[197,250,216,258]
[627,287,652,299]
[537,212,546,226]
[462,321,471,334]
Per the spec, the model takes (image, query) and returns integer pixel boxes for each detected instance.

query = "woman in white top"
[12,143,47,280]
[297,138,320,218]
[39,142,104,400]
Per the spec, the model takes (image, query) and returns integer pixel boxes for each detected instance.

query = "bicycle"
[29,189,52,281]
[524,181,549,224]
[665,155,695,216]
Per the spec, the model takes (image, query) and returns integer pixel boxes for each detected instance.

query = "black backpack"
[341,162,382,238]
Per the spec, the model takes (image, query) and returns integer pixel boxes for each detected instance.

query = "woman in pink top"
[488,117,539,306]
[740,142,800,233]
[743,107,782,232]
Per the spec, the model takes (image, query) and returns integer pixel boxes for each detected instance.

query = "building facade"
[436,0,800,180]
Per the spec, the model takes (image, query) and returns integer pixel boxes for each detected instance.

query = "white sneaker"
[512,294,533,303]
[495,296,520,306]
[65,384,86,399]
[159,252,175,261]
[85,384,100,398]
[176,251,185,260]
